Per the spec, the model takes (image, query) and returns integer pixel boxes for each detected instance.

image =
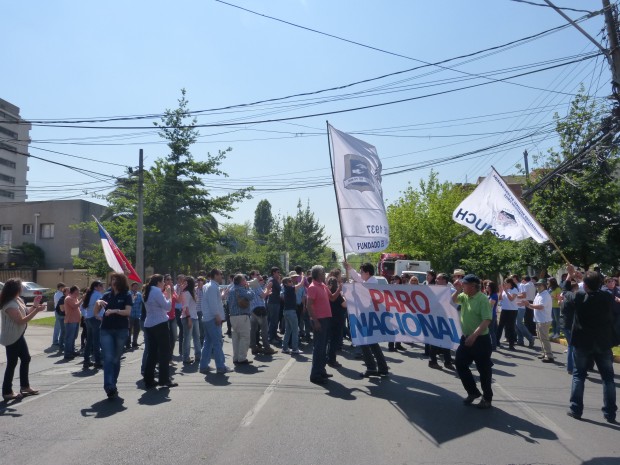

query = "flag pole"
[492,166,571,265]
[326,121,348,264]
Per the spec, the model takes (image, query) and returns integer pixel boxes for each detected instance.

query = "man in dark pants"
[452,274,493,409]
[566,266,617,424]
[344,261,389,377]
[306,265,333,385]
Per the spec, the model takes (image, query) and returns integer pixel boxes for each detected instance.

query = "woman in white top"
[0,278,46,400]
[143,274,176,389]
[496,278,519,351]
[181,276,201,365]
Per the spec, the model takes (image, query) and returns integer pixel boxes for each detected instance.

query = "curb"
[551,336,620,364]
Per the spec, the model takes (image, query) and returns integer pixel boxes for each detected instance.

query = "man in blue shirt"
[199,269,232,374]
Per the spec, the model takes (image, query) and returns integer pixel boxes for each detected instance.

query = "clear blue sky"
[1,0,610,256]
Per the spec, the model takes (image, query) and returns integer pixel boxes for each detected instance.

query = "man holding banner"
[344,261,390,378]
[452,274,493,409]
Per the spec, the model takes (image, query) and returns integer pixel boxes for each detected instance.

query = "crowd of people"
[0,261,617,423]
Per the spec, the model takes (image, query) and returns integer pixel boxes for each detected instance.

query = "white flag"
[452,167,549,243]
[329,124,389,254]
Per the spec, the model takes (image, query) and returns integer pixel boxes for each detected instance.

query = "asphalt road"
[0,326,619,465]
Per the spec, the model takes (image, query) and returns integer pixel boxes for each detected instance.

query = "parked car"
[20,281,50,304]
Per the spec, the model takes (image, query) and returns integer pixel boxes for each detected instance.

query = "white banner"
[329,124,389,254]
[342,283,461,349]
[452,167,549,243]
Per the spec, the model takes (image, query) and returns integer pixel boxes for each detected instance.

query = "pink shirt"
[64,295,82,324]
[307,281,331,319]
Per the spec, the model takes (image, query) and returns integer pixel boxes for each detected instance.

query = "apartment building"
[0,98,30,203]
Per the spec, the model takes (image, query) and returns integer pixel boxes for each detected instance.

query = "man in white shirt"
[520,279,554,362]
[344,261,389,377]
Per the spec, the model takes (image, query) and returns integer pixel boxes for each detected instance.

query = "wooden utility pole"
[602,0,620,98]
[136,149,144,280]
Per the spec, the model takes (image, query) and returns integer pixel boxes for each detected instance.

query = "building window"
[0,173,15,183]
[0,141,17,153]
[0,225,12,246]
[40,223,54,239]
[0,189,14,199]
[0,157,16,169]
[0,126,17,139]
[23,224,33,235]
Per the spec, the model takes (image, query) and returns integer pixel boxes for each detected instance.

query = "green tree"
[16,243,45,268]
[387,170,543,278]
[253,199,274,238]
[102,89,251,274]
[526,88,620,271]
[277,200,332,270]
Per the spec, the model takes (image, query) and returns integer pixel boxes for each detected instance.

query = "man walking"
[520,279,554,362]
[199,269,232,374]
[266,267,282,344]
[344,261,390,377]
[567,267,617,424]
[306,265,333,385]
[452,274,493,409]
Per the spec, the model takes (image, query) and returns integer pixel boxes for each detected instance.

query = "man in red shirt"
[306,265,333,385]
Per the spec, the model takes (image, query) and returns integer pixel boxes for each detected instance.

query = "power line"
[16,54,601,131]
[3,15,593,125]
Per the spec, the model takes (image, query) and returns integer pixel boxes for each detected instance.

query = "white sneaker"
[291,349,302,354]
[217,366,233,374]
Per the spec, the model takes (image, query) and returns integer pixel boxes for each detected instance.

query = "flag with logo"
[94,217,142,282]
[328,124,389,254]
[452,167,548,243]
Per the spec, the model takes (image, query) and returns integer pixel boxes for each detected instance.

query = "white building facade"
[0,97,30,204]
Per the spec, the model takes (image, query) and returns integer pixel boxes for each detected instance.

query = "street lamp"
[34,212,40,245]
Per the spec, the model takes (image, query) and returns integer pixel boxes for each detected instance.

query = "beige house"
[0,199,106,269]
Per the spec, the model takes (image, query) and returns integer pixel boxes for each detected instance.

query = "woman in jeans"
[0,278,46,401]
[95,273,133,399]
[181,276,201,365]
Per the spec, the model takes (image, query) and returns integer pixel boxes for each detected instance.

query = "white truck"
[395,260,432,283]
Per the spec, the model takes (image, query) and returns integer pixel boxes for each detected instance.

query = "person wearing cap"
[452,274,493,409]
[519,279,554,363]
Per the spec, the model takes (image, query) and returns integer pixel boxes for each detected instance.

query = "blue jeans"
[140,320,148,374]
[551,307,561,335]
[182,318,201,361]
[311,317,331,379]
[569,347,617,421]
[64,322,79,358]
[564,327,574,374]
[54,315,65,349]
[267,302,281,341]
[100,328,128,393]
[84,318,101,365]
[516,307,533,344]
[282,309,299,351]
[200,319,226,371]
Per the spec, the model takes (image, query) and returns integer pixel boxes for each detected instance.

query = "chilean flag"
[94,217,142,283]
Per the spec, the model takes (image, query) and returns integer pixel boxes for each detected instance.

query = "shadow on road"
[80,398,127,418]
[365,372,559,445]
[581,458,620,465]
[137,388,171,406]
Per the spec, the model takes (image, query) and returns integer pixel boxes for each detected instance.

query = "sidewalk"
[0,325,54,365]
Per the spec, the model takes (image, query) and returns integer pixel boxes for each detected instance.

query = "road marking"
[240,357,296,427]
[0,376,91,412]
[494,381,572,440]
